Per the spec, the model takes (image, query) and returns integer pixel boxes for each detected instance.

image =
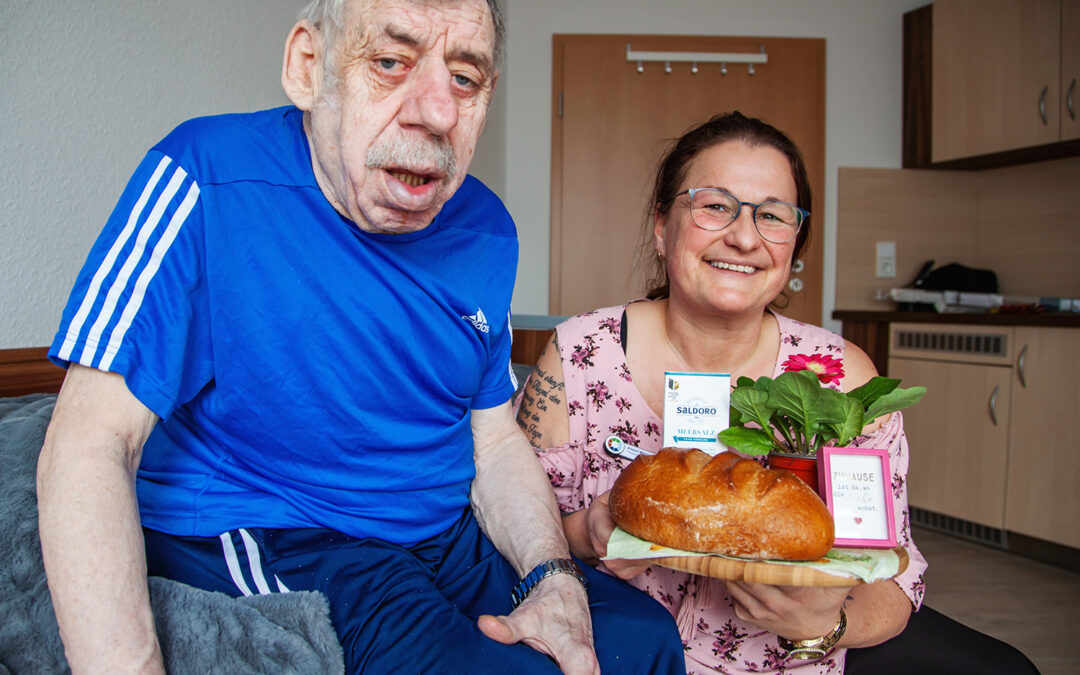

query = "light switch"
[876,241,897,278]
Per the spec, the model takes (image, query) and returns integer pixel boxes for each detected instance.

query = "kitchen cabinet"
[888,324,1014,529]
[904,0,1080,168]
[883,321,1079,550]
[1005,327,1080,548]
[1063,0,1080,141]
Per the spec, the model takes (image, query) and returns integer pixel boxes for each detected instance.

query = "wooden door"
[1062,0,1080,141]
[932,0,1062,162]
[550,35,825,324]
[1006,327,1080,548]
[889,356,1012,529]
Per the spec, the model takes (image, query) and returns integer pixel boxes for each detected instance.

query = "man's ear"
[282,21,321,111]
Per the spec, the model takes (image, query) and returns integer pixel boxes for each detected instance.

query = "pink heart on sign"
[854,517,863,524]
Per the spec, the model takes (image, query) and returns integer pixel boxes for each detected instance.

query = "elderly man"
[36,0,684,673]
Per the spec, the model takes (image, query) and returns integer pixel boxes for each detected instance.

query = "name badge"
[662,371,731,455]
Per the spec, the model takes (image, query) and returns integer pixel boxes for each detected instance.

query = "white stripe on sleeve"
[98,180,199,371]
[58,156,172,361]
[79,164,189,367]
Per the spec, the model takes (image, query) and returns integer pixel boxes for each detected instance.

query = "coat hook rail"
[626,42,767,74]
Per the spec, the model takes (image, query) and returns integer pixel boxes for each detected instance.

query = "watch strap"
[777,607,847,660]
[510,558,588,610]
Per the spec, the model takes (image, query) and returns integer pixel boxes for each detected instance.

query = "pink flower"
[781,353,845,384]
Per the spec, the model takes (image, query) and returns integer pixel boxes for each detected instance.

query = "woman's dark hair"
[642,111,812,301]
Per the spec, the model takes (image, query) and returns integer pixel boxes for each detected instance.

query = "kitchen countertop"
[833,310,1080,328]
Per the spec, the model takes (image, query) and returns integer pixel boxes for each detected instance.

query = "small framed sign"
[817,447,897,548]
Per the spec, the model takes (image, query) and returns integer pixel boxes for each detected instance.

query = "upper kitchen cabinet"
[904,0,1080,168]
[1063,0,1080,140]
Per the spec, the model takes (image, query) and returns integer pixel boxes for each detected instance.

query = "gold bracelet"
[777,608,847,661]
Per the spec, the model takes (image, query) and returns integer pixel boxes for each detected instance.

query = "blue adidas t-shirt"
[50,106,518,545]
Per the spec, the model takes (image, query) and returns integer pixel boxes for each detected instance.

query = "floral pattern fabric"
[533,301,927,674]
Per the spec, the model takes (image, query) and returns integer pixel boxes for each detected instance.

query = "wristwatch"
[777,608,847,660]
[510,558,588,610]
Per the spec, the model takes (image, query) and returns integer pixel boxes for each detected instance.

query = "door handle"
[1040,86,1049,125]
[1068,78,1077,121]
[989,385,1000,426]
[1017,344,1028,387]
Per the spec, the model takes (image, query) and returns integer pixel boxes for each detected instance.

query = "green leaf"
[846,377,900,410]
[735,376,757,389]
[730,386,775,430]
[865,386,927,422]
[815,387,850,425]
[767,371,824,430]
[834,396,866,446]
[752,375,773,392]
[717,427,777,456]
[729,408,743,426]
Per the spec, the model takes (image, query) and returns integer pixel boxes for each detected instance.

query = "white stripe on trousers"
[219,529,291,596]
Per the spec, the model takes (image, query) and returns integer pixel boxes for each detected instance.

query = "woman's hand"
[580,491,652,580]
[725,581,851,641]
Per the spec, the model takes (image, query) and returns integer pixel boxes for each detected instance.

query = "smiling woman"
[516,111,934,674]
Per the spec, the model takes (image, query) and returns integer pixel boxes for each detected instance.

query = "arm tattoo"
[516,362,567,446]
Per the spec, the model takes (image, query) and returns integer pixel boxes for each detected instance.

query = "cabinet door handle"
[1040,86,1049,125]
[1017,344,1028,387]
[1068,78,1077,121]
[989,385,1000,426]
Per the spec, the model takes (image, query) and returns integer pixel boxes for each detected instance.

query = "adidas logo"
[462,307,490,333]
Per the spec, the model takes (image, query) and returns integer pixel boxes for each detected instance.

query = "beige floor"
[915,527,1080,675]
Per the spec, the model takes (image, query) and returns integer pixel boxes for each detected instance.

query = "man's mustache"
[366,135,457,178]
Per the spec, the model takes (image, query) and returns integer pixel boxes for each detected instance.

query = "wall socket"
[876,241,897,278]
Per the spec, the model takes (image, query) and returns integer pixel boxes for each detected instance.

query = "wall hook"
[690,62,699,74]
[664,61,672,74]
[636,60,644,73]
[720,62,728,75]
[748,63,755,76]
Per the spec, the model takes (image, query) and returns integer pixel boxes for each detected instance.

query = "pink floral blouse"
[532,301,927,674]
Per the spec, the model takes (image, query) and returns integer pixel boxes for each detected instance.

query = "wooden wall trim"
[0,347,65,398]
[511,329,553,368]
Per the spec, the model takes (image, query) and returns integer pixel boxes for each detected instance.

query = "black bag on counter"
[912,261,998,293]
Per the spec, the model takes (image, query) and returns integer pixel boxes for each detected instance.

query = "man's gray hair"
[297,0,505,76]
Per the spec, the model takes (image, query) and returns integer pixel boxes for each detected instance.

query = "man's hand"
[470,402,600,673]
[477,574,599,675]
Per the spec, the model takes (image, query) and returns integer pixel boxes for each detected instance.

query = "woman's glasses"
[671,187,807,244]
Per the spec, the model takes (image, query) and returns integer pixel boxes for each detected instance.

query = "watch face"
[787,647,829,661]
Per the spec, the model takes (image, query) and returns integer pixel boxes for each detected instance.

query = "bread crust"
[609,448,835,560]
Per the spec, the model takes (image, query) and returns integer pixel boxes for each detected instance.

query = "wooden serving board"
[654,546,909,587]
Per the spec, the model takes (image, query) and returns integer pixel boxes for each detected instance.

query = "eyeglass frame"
[666,187,809,244]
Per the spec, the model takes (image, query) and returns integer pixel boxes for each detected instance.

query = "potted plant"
[717,354,925,492]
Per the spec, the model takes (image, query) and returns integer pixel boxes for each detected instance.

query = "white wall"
[1,1,299,348]
[1,0,926,349]
[500,0,931,329]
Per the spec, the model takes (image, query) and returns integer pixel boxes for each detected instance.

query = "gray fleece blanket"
[0,394,343,674]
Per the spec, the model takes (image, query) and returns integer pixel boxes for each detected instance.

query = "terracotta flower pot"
[767,452,819,495]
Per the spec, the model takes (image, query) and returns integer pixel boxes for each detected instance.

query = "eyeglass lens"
[689,188,801,243]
